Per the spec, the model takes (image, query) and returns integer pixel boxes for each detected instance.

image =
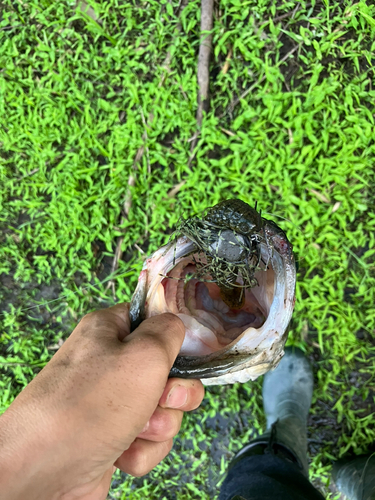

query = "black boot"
[218,347,324,500]
[332,453,375,500]
[234,346,314,476]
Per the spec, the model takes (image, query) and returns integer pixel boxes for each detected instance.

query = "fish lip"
[129,218,296,381]
[129,237,198,332]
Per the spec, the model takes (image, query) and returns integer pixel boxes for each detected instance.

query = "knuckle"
[126,445,152,477]
[80,310,101,327]
[128,460,151,477]
[151,409,181,439]
[126,440,173,477]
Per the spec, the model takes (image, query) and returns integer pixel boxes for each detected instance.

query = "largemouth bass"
[129,199,296,385]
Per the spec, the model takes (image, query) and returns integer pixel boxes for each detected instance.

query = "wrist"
[0,400,66,500]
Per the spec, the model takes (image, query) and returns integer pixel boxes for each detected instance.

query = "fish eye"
[238,222,251,234]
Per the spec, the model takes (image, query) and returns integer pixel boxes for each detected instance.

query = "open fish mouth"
[129,199,296,385]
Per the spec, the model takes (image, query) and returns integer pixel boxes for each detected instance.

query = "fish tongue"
[177,314,228,356]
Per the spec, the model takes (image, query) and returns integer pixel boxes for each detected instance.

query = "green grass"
[1,0,375,498]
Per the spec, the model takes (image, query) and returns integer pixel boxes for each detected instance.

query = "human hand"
[0,303,204,500]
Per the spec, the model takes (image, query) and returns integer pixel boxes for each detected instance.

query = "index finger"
[158,378,205,411]
[77,302,131,342]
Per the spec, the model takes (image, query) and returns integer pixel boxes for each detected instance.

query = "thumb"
[124,313,185,369]
[118,313,186,439]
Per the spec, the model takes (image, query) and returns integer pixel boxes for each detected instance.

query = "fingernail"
[166,386,188,409]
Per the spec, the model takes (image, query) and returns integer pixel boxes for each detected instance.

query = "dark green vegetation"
[1,0,375,497]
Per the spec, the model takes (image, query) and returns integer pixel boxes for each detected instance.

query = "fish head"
[129,200,296,385]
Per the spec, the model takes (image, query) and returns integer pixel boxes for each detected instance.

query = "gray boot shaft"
[261,347,314,476]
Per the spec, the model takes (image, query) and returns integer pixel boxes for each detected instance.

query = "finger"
[159,378,205,411]
[137,406,183,442]
[105,302,131,341]
[78,302,131,342]
[105,302,131,326]
[115,438,173,477]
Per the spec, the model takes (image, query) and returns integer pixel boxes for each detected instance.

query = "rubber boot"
[234,347,314,477]
[332,453,375,500]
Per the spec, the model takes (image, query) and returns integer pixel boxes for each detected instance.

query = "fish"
[129,199,296,385]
